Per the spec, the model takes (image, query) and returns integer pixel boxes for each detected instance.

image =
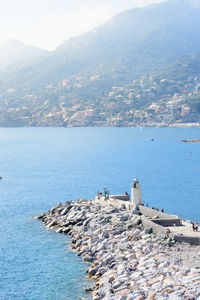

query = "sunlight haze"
[0,0,164,50]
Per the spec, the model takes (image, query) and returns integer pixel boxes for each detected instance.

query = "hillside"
[0,51,200,127]
[0,39,47,71]
[0,0,200,127]
[1,0,200,89]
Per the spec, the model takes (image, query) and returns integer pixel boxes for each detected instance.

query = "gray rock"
[121,204,126,210]
[46,220,58,228]
[145,227,153,234]
[113,227,127,235]
[96,267,107,276]
[37,214,45,220]
[120,215,129,222]
[112,281,122,290]
[84,256,95,263]
[110,208,120,213]
[62,227,72,234]
[60,206,72,215]
[83,218,91,226]
[88,266,99,276]
[102,256,114,266]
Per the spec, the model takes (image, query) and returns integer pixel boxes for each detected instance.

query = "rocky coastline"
[38,199,200,300]
[181,139,200,143]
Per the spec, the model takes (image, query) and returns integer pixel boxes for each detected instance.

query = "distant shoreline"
[181,139,200,143]
[0,123,200,128]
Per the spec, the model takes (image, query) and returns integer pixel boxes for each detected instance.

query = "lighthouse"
[131,178,142,205]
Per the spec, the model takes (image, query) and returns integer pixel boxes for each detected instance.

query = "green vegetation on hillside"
[0,0,200,127]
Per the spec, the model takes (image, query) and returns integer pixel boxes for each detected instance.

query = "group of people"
[97,187,110,200]
[151,207,164,213]
[192,220,199,231]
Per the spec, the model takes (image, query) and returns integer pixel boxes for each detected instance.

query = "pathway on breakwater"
[38,199,200,300]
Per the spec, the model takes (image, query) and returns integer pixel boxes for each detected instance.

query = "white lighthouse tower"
[131,178,142,205]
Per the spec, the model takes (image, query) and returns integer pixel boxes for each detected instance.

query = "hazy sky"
[0,0,164,51]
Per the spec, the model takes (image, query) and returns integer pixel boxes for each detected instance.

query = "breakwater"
[38,199,200,300]
[181,139,200,143]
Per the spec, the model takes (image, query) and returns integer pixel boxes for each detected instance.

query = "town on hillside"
[1,65,200,127]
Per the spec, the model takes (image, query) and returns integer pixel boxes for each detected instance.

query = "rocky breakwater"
[38,199,200,300]
[181,139,200,143]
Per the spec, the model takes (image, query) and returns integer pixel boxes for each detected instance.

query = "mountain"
[1,0,200,90]
[0,0,200,127]
[0,39,47,71]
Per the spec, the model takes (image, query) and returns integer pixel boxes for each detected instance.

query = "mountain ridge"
[2,0,200,90]
[0,0,200,126]
[0,39,47,71]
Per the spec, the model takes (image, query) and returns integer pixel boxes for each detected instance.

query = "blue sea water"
[0,127,200,300]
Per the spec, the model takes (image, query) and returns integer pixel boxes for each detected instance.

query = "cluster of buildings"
[0,70,200,127]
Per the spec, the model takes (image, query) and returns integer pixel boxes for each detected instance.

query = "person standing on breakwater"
[165,228,170,238]
[192,222,195,231]
[103,187,107,199]
[194,220,199,231]
[103,187,110,200]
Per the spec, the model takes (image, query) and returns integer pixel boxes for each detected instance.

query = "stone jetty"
[38,199,200,300]
[181,139,200,143]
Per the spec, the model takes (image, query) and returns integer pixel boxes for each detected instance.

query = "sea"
[0,127,200,300]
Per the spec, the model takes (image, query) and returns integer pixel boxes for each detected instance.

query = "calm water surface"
[0,127,200,299]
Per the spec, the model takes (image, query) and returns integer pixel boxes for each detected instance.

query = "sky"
[0,0,164,51]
